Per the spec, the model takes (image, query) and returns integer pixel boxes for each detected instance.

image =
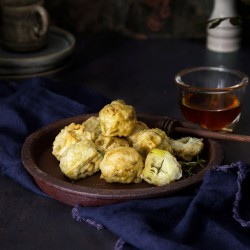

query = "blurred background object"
[44,0,213,39]
[1,0,49,52]
[44,0,250,43]
[206,0,241,52]
[1,1,249,43]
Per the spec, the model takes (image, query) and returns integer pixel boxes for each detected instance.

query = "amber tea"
[175,67,248,132]
[180,92,241,131]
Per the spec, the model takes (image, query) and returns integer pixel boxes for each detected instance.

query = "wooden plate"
[21,113,224,206]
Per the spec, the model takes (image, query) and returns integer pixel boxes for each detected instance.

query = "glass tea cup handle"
[32,5,49,37]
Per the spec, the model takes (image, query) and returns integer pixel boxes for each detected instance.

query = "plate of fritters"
[21,100,224,206]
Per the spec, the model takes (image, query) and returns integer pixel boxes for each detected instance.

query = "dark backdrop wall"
[44,0,214,39]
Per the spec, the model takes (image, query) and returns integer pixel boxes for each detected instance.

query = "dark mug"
[0,0,49,52]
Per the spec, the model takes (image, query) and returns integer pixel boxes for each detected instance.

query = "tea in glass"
[175,66,248,132]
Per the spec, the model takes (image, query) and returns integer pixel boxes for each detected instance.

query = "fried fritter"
[133,128,173,158]
[127,121,149,144]
[141,149,182,186]
[82,116,101,140]
[59,140,102,180]
[52,123,85,161]
[170,137,204,161]
[99,147,144,183]
[99,100,137,137]
[95,134,130,155]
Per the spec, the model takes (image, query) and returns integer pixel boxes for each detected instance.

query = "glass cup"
[175,66,248,132]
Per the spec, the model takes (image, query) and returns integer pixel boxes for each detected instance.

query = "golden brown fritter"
[99,147,144,184]
[59,140,102,180]
[141,149,182,186]
[170,137,204,161]
[52,123,85,161]
[95,134,130,155]
[99,100,137,137]
[133,128,173,158]
[127,121,149,144]
[82,116,101,140]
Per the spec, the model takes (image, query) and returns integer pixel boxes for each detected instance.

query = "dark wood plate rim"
[21,113,224,205]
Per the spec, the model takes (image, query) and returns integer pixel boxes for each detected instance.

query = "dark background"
[44,0,250,42]
[44,0,213,38]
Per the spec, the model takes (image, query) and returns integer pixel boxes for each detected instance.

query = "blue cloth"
[72,162,250,250]
[0,77,109,195]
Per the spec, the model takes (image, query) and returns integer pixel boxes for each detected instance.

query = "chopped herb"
[179,156,206,177]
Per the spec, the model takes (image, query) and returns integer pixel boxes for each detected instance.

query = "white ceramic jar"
[207,0,241,52]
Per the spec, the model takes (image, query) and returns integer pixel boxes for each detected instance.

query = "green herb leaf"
[179,156,206,177]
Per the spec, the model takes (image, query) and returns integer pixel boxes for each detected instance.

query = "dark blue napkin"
[72,162,250,250]
[0,77,109,195]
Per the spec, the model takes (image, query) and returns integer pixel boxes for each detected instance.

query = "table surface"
[1,33,250,250]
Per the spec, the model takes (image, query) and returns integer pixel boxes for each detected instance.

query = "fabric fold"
[0,77,109,195]
[72,162,250,250]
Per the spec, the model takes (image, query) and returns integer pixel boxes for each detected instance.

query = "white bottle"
[207,0,241,52]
